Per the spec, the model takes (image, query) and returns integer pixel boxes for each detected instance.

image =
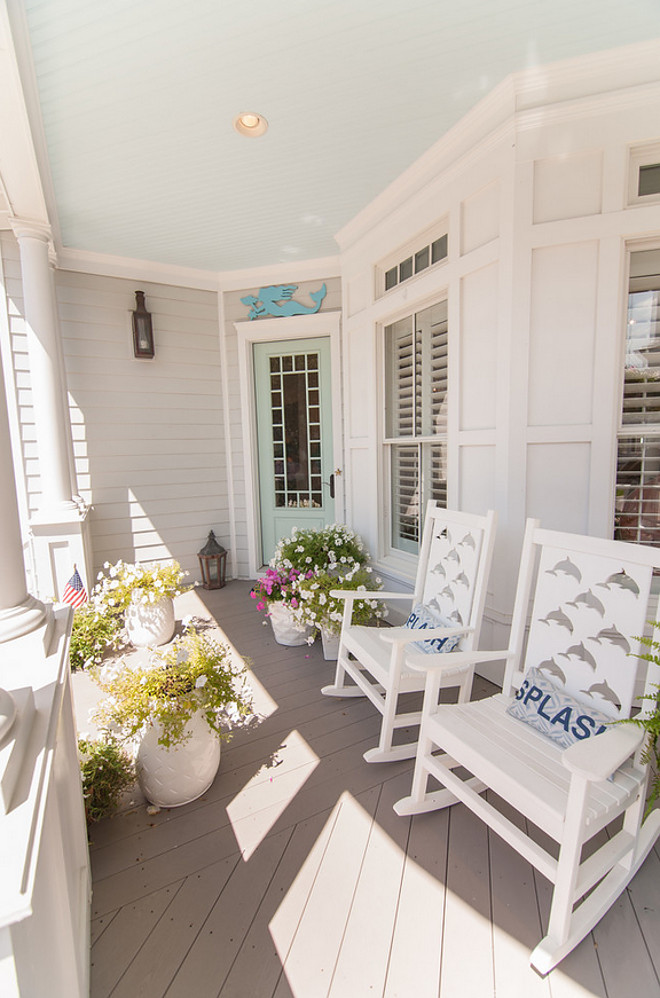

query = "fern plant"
[628,629,660,816]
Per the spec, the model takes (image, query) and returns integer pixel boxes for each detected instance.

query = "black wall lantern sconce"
[198,530,228,589]
[132,290,155,358]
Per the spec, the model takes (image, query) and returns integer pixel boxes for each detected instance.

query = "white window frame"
[379,297,449,565]
[627,140,660,207]
[615,242,660,547]
[375,220,449,299]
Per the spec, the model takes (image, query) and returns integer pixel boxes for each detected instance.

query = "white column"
[0,337,46,642]
[12,222,76,514]
[8,220,92,602]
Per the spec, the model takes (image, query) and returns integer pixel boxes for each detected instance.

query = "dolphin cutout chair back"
[395,519,660,975]
[321,501,497,763]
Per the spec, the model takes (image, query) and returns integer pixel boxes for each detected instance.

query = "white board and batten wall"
[336,41,660,674]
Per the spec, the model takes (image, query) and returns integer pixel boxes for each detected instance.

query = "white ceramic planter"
[125,595,175,648]
[320,627,341,660]
[268,601,314,646]
[136,711,221,807]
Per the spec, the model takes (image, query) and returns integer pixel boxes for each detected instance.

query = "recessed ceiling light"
[233,112,268,137]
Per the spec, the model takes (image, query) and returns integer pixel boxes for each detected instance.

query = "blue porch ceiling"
[14,0,660,272]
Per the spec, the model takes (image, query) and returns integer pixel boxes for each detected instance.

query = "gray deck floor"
[81,581,660,998]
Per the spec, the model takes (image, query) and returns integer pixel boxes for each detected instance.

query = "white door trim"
[234,311,343,576]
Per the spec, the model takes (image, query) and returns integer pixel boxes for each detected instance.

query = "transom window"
[615,248,660,546]
[377,224,448,298]
[639,163,660,198]
[384,300,448,553]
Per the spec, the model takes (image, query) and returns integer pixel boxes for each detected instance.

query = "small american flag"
[61,567,88,609]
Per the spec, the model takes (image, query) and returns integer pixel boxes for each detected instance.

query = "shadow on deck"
[80,581,660,998]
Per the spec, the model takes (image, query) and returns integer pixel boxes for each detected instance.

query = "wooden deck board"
[273,786,381,998]
[78,581,660,997]
[383,807,448,998]
[440,800,494,997]
[217,807,340,998]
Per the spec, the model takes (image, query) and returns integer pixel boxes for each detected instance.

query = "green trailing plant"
[92,629,253,749]
[69,602,122,671]
[627,628,660,815]
[78,736,135,824]
[292,565,386,636]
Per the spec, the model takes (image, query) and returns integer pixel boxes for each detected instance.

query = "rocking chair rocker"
[394,519,660,974]
[321,502,497,763]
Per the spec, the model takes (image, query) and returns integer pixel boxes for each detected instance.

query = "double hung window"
[615,249,660,546]
[384,300,448,553]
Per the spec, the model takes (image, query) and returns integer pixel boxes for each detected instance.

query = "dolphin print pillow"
[404,603,461,654]
[506,667,611,749]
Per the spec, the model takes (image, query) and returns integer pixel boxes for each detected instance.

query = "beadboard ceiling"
[8,0,660,274]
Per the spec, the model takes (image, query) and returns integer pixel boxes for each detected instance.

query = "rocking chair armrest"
[329,589,414,601]
[561,725,644,782]
[404,648,515,673]
[379,624,471,647]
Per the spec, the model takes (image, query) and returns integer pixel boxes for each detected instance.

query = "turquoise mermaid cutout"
[241,283,326,320]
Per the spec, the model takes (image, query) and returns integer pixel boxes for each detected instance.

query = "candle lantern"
[132,290,155,358]
[197,530,227,589]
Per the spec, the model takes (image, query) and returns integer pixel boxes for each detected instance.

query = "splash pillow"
[506,667,611,749]
[404,603,461,654]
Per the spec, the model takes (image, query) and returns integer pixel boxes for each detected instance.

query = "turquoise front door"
[254,337,335,565]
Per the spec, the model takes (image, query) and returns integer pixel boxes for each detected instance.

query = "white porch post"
[0,335,47,643]
[10,219,92,599]
[13,223,75,511]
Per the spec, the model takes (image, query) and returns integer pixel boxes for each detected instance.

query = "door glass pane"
[270,352,323,509]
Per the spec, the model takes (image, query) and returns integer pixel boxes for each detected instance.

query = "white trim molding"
[234,310,342,577]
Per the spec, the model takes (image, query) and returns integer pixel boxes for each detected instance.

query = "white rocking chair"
[321,503,497,763]
[394,519,660,974]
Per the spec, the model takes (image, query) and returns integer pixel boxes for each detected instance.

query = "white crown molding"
[512,37,660,111]
[56,246,221,291]
[217,255,341,291]
[335,77,517,254]
[336,38,660,254]
[515,79,660,134]
[55,246,341,293]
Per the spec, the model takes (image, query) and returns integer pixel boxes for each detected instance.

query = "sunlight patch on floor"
[226,729,320,860]
[178,588,279,719]
[269,791,379,997]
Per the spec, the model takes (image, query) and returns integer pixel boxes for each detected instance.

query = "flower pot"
[125,595,175,648]
[320,627,341,660]
[268,601,314,646]
[136,710,221,807]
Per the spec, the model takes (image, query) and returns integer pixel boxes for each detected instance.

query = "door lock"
[323,468,342,499]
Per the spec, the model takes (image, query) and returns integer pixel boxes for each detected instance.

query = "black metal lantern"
[198,530,227,589]
[132,290,155,358]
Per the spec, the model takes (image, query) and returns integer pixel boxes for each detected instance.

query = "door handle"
[323,471,340,499]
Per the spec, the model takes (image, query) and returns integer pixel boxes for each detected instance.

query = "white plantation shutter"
[616,252,660,547]
[385,301,448,552]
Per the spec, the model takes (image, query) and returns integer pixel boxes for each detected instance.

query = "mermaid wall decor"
[241,283,327,320]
